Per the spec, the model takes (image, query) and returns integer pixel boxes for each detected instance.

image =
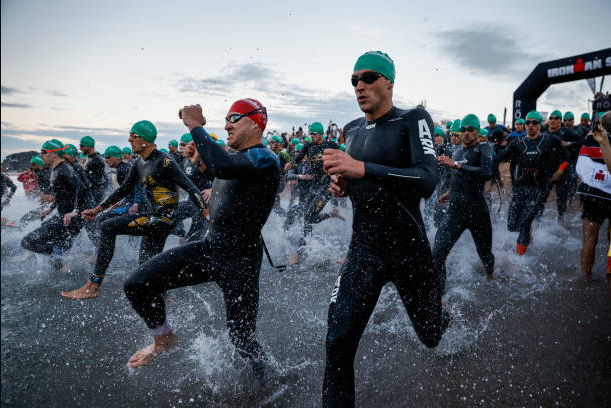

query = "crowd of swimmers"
[1,50,610,407]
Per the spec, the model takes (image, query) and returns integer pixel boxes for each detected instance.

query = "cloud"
[347,25,384,40]
[1,86,21,95]
[48,90,67,97]
[1,102,32,108]
[436,26,544,77]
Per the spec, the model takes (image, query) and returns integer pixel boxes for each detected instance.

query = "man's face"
[548,115,561,131]
[311,132,323,144]
[516,123,525,132]
[224,111,255,150]
[461,128,478,146]
[64,155,76,164]
[105,156,121,168]
[180,142,190,157]
[32,164,43,172]
[563,117,574,128]
[352,69,392,115]
[450,133,461,145]
[580,118,590,127]
[129,132,148,154]
[525,118,541,137]
[488,121,496,128]
[41,151,57,167]
[169,145,177,153]
[270,141,280,152]
[434,135,444,146]
[122,153,131,160]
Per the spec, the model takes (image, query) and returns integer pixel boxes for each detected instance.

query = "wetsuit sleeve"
[494,139,519,163]
[191,127,279,180]
[287,169,298,180]
[162,155,207,210]
[98,162,139,209]
[61,165,88,213]
[459,143,493,180]
[362,111,438,196]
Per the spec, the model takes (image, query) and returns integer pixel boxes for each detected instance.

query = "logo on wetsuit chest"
[418,119,436,156]
[365,123,376,130]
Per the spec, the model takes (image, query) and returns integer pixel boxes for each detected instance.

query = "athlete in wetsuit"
[269,135,292,216]
[21,140,89,268]
[80,136,108,204]
[433,114,495,292]
[1,172,17,209]
[285,121,341,264]
[174,141,214,242]
[283,144,313,230]
[122,99,279,369]
[321,51,448,407]
[495,110,569,255]
[61,121,206,300]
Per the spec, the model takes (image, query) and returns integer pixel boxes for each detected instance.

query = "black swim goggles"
[225,107,267,124]
[351,72,383,87]
[40,146,68,155]
[460,126,476,132]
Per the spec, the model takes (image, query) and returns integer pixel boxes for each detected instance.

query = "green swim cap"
[487,114,496,123]
[305,136,312,142]
[516,118,525,125]
[159,148,169,153]
[130,120,157,142]
[525,110,542,122]
[42,139,66,156]
[450,119,462,133]
[354,51,396,83]
[180,133,192,144]
[80,153,88,159]
[581,112,590,120]
[446,121,452,129]
[104,145,122,158]
[434,126,445,136]
[550,110,562,119]
[291,138,299,145]
[295,143,304,151]
[122,147,132,155]
[309,122,324,136]
[64,144,78,157]
[30,155,44,166]
[461,114,481,130]
[216,140,226,147]
[262,138,269,146]
[339,144,346,152]
[80,136,95,148]
[271,135,282,143]
[169,140,178,148]
[563,111,574,120]
[479,128,488,137]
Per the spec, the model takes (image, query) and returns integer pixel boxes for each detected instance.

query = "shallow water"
[2,180,610,407]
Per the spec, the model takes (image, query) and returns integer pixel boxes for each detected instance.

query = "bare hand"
[593,122,609,145]
[299,174,313,180]
[437,192,450,205]
[179,104,206,131]
[323,149,365,179]
[437,156,455,167]
[328,175,349,197]
[128,204,138,215]
[202,189,212,202]
[40,207,52,221]
[63,211,77,226]
[82,206,102,221]
[551,169,564,183]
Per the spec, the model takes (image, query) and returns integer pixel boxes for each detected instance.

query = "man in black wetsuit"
[321,51,449,407]
[21,140,90,269]
[61,121,206,300]
[283,143,313,230]
[427,126,452,227]
[122,98,279,370]
[168,139,182,164]
[495,110,568,255]
[285,121,342,264]
[80,136,108,203]
[433,114,495,291]
[1,172,17,210]
[269,135,292,216]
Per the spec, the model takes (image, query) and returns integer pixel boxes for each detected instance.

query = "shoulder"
[343,117,366,135]
[245,147,280,170]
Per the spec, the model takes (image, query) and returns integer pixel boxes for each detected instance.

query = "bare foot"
[330,208,345,222]
[61,281,100,300]
[128,332,177,368]
[286,252,301,265]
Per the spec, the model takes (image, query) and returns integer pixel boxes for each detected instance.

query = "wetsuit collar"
[367,105,396,124]
[238,143,265,152]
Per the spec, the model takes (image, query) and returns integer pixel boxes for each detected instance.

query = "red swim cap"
[228,98,267,131]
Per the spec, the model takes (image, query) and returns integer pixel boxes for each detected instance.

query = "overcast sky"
[1,0,610,159]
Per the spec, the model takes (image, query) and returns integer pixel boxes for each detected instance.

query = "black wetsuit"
[272,149,292,216]
[323,106,448,408]
[495,133,568,246]
[283,161,312,230]
[34,167,52,194]
[124,127,279,362]
[84,152,108,203]
[21,162,89,256]
[548,127,583,217]
[426,142,452,227]
[92,149,206,278]
[1,173,17,209]
[432,142,495,293]
[174,160,214,241]
[291,140,339,246]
